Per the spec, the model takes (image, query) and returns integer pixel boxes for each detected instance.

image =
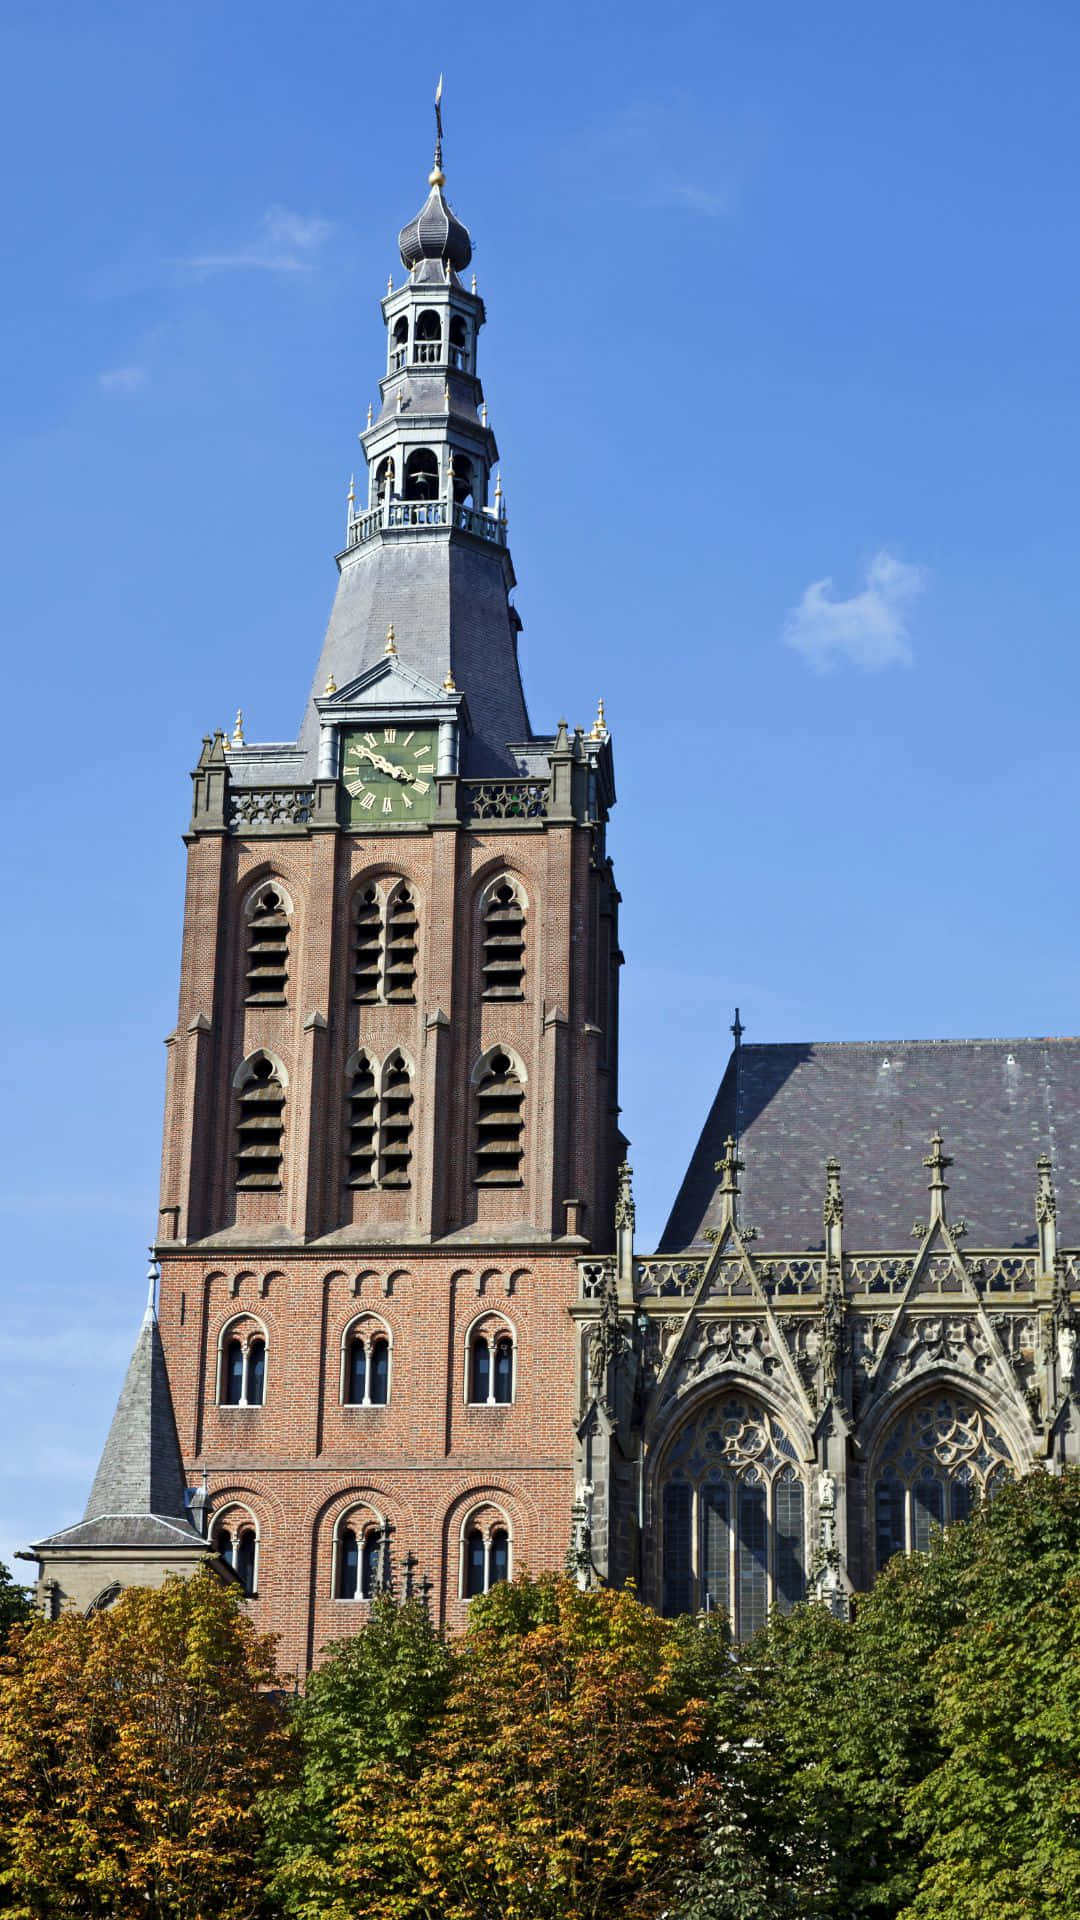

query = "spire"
[82,1289,192,1526]
[397,80,473,274]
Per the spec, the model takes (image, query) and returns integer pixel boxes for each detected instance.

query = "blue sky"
[2,1,1079,1571]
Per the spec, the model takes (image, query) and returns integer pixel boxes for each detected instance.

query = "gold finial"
[387,272,393,295]
[221,726,230,752]
[588,697,606,740]
[231,709,245,748]
[347,472,355,508]
[324,671,337,697]
[495,470,506,520]
[444,380,450,407]
[481,400,488,427]
[471,272,477,294]
[442,667,457,693]
[366,402,373,428]
[385,622,397,656]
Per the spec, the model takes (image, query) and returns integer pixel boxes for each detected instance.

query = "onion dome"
[398,171,472,274]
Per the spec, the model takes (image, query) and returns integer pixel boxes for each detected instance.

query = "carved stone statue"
[1058,1323,1077,1391]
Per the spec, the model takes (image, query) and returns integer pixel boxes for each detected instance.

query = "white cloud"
[175,206,333,278]
[98,364,146,393]
[783,550,925,671]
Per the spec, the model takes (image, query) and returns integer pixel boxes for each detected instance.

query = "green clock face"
[341,725,438,826]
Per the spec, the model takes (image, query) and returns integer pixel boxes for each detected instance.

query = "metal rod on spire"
[433,74,445,178]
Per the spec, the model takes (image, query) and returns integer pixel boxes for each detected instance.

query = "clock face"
[341,725,438,826]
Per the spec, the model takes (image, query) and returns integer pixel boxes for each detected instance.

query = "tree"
[699,1468,1080,1920]
[262,1593,452,1917]
[0,1569,295,1919]
[0,1562,32,1640]
[327,1575,727,1920]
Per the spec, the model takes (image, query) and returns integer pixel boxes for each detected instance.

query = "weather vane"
[434,74,444,174]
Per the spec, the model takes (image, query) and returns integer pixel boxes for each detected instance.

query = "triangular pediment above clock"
[324,656,451,712]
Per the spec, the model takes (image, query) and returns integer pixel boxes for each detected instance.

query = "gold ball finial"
[366,402,373,428]
[481,400,488,427]
[428,164,446,188]
[471,272,477,294]
[325,671,337,697]
[442,668,457,693]
[387,272,393,295]
[444,380,450,408]
[231,708,245,748]
[347,472,355,505]
[588,697,606,741]
[385,622,397,656]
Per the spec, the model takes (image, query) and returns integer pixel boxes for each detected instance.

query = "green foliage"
[0,1563,33,1640]
[324,1574,724,1920]
[261,1594,452,1917]
[0,1569,294,1919]
[682,1468,1080,1920]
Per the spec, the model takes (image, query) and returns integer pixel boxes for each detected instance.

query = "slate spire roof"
[398,78,472,273]
[31,1270,208,1555]
[661,1036,1080,1254]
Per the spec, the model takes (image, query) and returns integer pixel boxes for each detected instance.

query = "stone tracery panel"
[872,1390,1014,1571]
[657,1394,807,1639]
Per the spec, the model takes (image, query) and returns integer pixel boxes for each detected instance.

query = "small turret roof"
[31,1281,205,1555]
[398,181,472,274]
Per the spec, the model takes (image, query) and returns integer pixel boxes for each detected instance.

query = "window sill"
[217,1403,265,1412]
[341,1402,389,1411]
[465,1401,514,1411]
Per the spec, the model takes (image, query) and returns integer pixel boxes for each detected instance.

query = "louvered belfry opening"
[385,887,417,1001]
[353,886,382,1002]
[347,1053,378,1187]
[379,1052,413,1186]
[245,888,289,1004]
[481,882,525,999]
[234,1056,285,1190]
[474,1052,525,1185]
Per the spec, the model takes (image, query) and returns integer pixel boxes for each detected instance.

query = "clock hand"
[355,745,412,782]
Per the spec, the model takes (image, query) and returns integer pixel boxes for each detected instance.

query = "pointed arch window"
[872,1394,1013,1571]
[213,1517,258,1597]
[345,1052,414,1190]
[481,881,526,999]
[462,1510,512,1599]
[467,1320,516,1405]
[234,1055,285,1191]
[218,1322,267,1408]
[244,885,290,1004]
[335,1516,386,1601]
[474,1051,525,1186]
[352,882,417,1004]
[346,1052,378,1186]
[658,1397,806,1638]
[343,1319,391,1407]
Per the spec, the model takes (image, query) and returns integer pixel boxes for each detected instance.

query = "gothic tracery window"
[244,885,290,1004]
[481,880,526,999]
[345,1050,414,1191]
[473,1051,525,1185]
[658,1396,806,1638]
[234,1055,286,1191]
[872,1393,1013,1570]
[352,881,417,1004]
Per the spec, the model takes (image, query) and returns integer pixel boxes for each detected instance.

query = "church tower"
[153,105,623,1673]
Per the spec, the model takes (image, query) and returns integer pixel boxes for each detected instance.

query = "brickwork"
[157,1248,583,1672]
[155,810,619,1671]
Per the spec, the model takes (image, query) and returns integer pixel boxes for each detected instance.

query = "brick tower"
[154,108,622,1673]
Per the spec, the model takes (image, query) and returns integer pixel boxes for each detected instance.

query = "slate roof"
[298,534,533,776]
[660,1037,1080,1254]
[398,182,472,273]
[31,1301,207,1557]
